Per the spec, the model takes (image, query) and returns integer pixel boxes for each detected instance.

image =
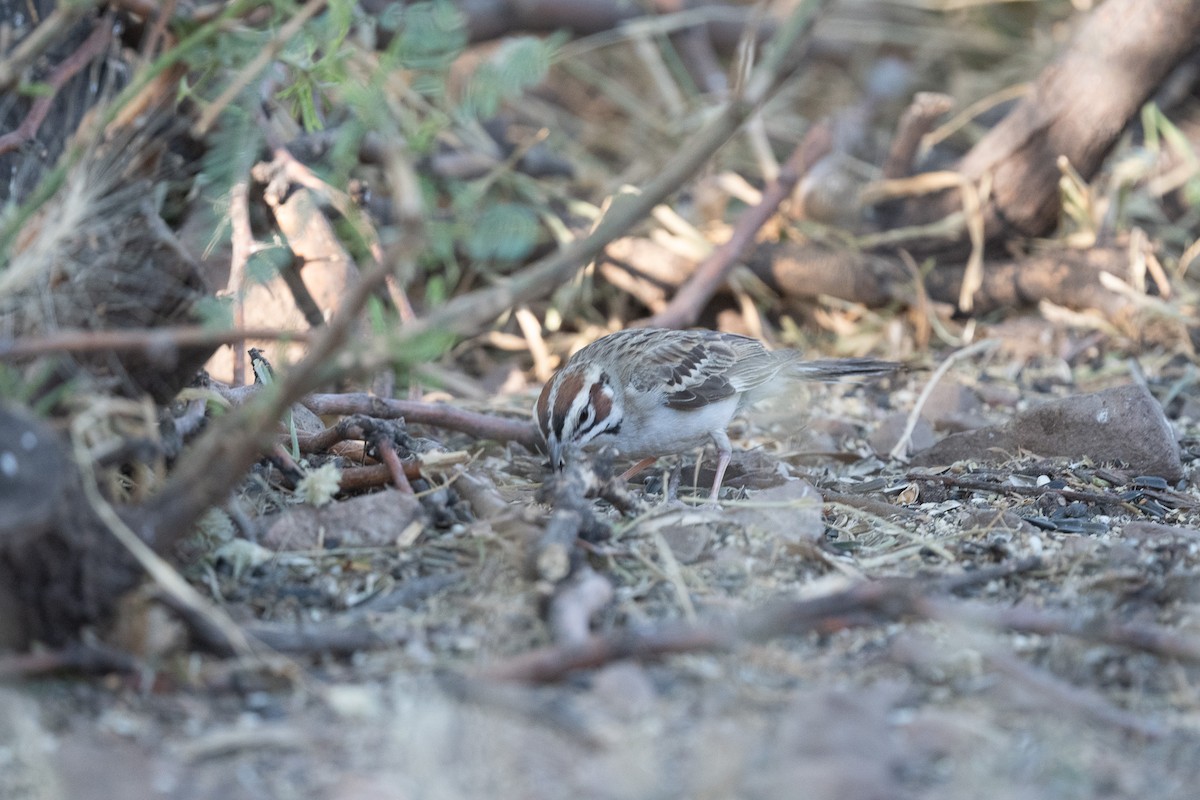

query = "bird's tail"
[785,358,900,382]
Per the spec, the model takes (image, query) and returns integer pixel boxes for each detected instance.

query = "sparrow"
[534,327,897,503]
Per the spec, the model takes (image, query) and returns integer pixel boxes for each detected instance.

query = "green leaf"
[465,202,540,262]
[194,296,235,328]
[246,246,293,285]
[201,106,261,189]
[366,294,388,336]
[388,1,467,71]
[460,36,555,119]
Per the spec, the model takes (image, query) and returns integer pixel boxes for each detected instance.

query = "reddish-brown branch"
[0,326,308,361]
[337,462,420,491]
[489,555,1200,683]
[635,122,832,329]
[304,393,541,451]
[483,622,734,683]
[0,2,100,93]
[374,437,415,493]
[881,92,954,180]
[0,20,113,155]
[484,580,916,682]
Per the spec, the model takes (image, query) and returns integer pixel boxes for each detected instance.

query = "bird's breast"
[587,392,741,459]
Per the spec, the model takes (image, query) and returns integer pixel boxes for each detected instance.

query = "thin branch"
[908,471,1198,510]
[226,177,254,385]
[0,0,102,93]
[379,0,835,351]
[304,393,541,450]
[636,121,832,329]
[889,338,998,462]
[0,18,113,155]
[0,326,309,360]
[138,144,427,552]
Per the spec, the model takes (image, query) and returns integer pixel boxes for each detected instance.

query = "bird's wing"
[622,330,781,410]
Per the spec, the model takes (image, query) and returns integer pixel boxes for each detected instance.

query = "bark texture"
[893,0,1200,240]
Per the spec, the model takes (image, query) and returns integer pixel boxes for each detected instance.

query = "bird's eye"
[578,408,589,426]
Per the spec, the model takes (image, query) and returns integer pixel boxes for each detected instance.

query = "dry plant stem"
[0,19,113,155]
[304,392,541,450]
[820,489,923,521]
[373,438,414,493]
[881,92,954,180]
[908,472,1197,510]
[160,590,412,657]
[141,254,412,552]
[981,645,1164,739]
[921,596,1200,665]
[671,23,727,95]
[136,0,177,63]
[484,622,733,683]
[889,338,998,462]
[0,640,141,679]
[548,566,614,646]
[275,416,431,480]
[757,243,1152,317]
[389,0,834,347]
[452,470,511,519]
[71,418,260,659]
[0,0,102,92]
[897,249,933,350]
[140,124,425,548]
[337,462,421,492]
[483,582,904,682]
[637,122,832,329]
[0,326,308,360]
[534,509,585,584]
[435,0,763,47]
[486,562,1048,683]
[226,177,254,386]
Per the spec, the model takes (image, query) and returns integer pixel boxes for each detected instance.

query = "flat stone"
[869,411,935,455]
[262,490,425,549]
[920,382,990,432]
[911,384,1182,480]
[728,480,824,546]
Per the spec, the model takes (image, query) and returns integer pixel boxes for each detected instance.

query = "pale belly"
[585,395,740,459]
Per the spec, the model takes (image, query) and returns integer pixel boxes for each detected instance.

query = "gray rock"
[911,384,1182,480]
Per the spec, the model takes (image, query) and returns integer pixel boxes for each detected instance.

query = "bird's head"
[534,364,622,470]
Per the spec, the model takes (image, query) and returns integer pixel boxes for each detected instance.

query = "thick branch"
[891,0,1200,240]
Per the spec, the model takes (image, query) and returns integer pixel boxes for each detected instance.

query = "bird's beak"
[548,440,565,472]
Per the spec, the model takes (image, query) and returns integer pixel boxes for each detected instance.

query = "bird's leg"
[707,431,733,505]
[663,460,682,504]
[707,450,731,504]
[619,456,658,483]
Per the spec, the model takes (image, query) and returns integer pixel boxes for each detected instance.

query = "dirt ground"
[5,328,1200,800]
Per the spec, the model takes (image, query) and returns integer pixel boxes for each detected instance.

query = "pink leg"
[707,447,731,504]
[707,429,733,504]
